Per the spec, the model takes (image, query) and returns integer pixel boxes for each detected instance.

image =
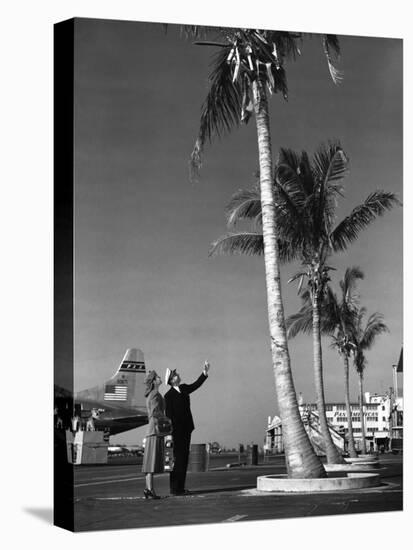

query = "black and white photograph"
[2,1,410,547]
[53,16,403,532]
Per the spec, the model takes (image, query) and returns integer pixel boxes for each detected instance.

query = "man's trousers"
[170,432,191,494]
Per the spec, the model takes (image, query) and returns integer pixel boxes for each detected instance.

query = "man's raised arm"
[183,361,210,394]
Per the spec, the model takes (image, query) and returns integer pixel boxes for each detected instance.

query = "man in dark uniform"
[165,361,210,496]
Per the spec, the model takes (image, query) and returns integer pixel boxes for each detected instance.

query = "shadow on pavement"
[182,485,255,496]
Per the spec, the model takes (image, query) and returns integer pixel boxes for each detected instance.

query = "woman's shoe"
[143,489,160,500]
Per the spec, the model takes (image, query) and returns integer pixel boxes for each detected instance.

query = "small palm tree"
[188,27,343,478]
[352,309,389,454]
[329,268,363,458]
[211,143,399,463]
[288,267,364,458]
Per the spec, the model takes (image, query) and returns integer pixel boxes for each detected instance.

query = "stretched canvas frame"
[54,17,403,533]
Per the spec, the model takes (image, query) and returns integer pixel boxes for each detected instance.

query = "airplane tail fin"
[104,348,147,409]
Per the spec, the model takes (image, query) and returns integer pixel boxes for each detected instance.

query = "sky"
[72,19,402,447]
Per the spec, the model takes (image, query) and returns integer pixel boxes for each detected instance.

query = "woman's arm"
[148,393,165,418]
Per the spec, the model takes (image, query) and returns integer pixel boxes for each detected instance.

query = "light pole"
[392,364,398,400]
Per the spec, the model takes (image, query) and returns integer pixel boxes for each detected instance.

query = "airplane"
[54,348,149,436]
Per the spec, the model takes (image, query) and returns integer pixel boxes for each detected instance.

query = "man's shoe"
[143,489,161,500]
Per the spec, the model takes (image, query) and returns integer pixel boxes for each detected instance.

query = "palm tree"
[211,144,399,463]
[189,28,343,478]
[352,309,389,454]
[328,268,362,458]
[287,267,364,458]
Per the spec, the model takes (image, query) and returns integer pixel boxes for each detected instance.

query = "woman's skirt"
[142,435,165,473]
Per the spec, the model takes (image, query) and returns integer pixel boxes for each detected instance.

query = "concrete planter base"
[257,472,380,493]
[325,462,380,472]
[345,456,379,464]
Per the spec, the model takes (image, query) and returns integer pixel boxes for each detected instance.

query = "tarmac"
[72,453,403,532]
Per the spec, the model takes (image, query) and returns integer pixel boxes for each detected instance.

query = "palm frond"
[322,35,343,85]
[355,307,367,334]
[299,288,312,304]
[278,239,301,263]
[360,313,389,350]
[225,188,261,227]
[330,334,342,351]
[340,266,364,305]
[323,34,340,57]
[312,141,348,187]
[319,285,342,334]
[312,141,348,231]
[273,179,306,231]
[230,30,290,97]
[286,282,340,339]
[275,148,309,209]
[352,306,388,376]
[209,230,298,264]
[331,191,401,252]
[298,151,315,197]
[225,174,308,249]
[338,304,359,339]
[320,311,342,335]
[277,147,301,174]
[190,46,242,182]
[270,31,302,60]
[301,141,348,246]
[288,270,309,295]
[275,169,306,208]
[252,211,263,232]
[193,41,229,48]
[354,350,366,375]
[287,271,306,285]
[286,305,313,339]
[268,64,289,98]
[180,25,223,40]
[209,232,264,257]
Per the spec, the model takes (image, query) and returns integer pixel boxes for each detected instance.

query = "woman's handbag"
[154,415,173,436]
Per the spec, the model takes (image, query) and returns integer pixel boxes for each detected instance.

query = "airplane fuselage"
[73,396,148,436]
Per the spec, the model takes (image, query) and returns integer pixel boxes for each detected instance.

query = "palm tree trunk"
[343,354,357,458]
[252,78,325,479]
[312,294,345,463]
[358,372,367,454]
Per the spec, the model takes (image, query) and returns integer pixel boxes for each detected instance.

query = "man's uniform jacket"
[165,373,208,493]
[165,373,208,436]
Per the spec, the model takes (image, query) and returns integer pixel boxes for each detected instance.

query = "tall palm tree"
[352,309,389,454]
[211,144,399,463]
[287,267,364,458]
[189,28,343,478]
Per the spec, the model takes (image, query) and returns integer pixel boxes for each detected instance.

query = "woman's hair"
[144,370,158,397]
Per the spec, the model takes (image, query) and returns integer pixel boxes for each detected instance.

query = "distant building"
[302,392,394,452]
[391,348,404,449]
[265,390,403,454]
[264,415,283,454]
